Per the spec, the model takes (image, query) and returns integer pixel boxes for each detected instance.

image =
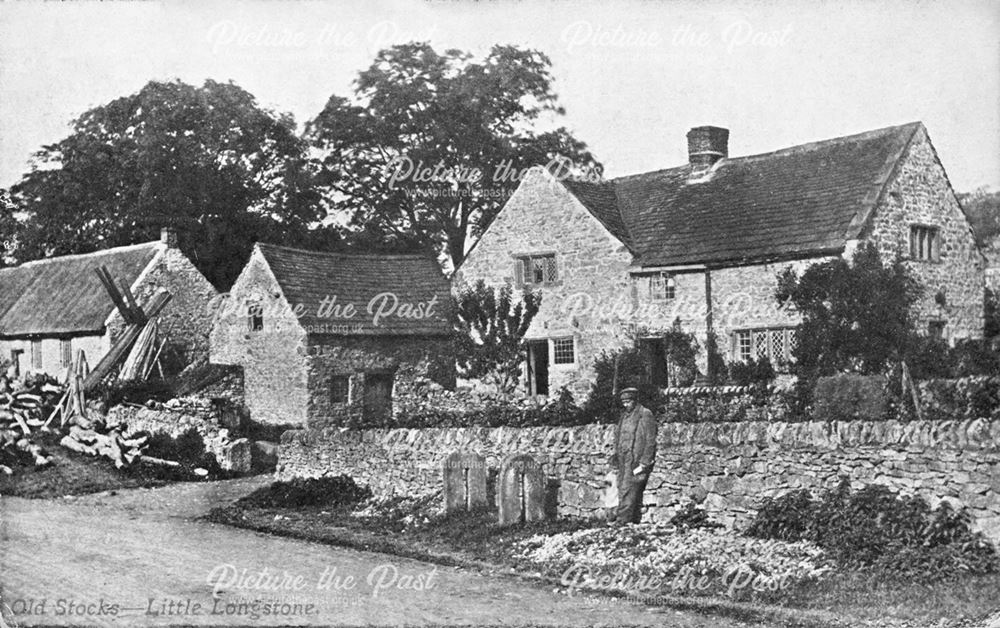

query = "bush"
[584,344,664,423]
[908,337,1000,379]
[396,393,587,428]
[236,475,373,509]
[913,376,1000,422]
[727,357,776,387]
[813,374,888,421]
[746,479,999,581]
[667,502,722,531]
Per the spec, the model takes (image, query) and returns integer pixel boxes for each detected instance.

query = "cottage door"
[363,373,394,423]
[526,340,549,397]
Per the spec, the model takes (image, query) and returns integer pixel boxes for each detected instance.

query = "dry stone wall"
[279,418,1000,543]
[106,398,236,466]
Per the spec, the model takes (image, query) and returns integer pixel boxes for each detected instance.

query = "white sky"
[1,0,998,192]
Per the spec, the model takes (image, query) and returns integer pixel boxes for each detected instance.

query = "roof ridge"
[10,240,162,269]
[256,242,433,259]
[609,122,924,182]
[734,121,923,162]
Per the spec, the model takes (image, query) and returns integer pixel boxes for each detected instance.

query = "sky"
[1,0,998,192]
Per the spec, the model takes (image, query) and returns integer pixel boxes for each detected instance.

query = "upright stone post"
[442,451,487,513]
[498,454,547,524]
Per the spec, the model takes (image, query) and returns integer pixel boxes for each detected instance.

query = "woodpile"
[0,378,62,474]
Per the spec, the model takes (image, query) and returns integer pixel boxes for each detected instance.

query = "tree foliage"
[453,280,541,394]
[986,287,1000,340]
[775,243,922,377]
[306,43,601,268]
[6,79,328,288]
[958,187,1000,246]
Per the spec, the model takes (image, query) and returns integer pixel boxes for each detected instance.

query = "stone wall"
[864,128,985,340]
[279,418,1000,543]
[106,397,234,463]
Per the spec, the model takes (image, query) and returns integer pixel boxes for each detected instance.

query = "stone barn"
[210,243,455,427]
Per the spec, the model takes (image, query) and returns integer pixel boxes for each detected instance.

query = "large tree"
[7,79,328,288]
[307,43,601,268]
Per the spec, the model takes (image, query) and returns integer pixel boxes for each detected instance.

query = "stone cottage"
[454,122,985,399]
[210,243,455,427]
[0,228,218,380]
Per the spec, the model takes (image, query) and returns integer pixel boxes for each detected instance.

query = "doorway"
[526,340,549,396]
[639,337,668,388]
[363,373,394,424]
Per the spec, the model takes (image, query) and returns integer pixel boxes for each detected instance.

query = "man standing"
[611,387,658,524]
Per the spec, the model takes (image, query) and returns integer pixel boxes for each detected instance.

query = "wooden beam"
[118,278,145,324]
[95,267,139,324]
[83,290,172,391]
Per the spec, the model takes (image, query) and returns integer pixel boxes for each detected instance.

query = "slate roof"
[560,122,923,268]
[0,242,161,338]
[255,243,452,336]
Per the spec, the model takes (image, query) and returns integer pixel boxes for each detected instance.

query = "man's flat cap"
[619,387,639,396]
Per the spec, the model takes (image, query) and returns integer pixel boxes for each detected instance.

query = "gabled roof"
[559,122,923,268]
[255,243,452,336]
[0,242,162,338]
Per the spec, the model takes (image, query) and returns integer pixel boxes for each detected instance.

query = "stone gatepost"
[442,451,488,513]
[498,454,547,524]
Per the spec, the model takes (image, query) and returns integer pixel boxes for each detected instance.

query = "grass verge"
[0,431,240,498]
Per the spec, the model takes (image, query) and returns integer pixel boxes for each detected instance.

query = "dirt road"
[0,478,747,627]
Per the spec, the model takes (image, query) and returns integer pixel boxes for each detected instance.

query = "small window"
[552,337,575,365]
[10,349,22,378]
[247,300,264,332]
[331,375,351,404]
[909,225,940,262]
[649,273,676,301]
[928,320,946,339]
[30,340,42,370]
[515,254,557,286]
[735,330,752,362]
[60,339,73,367]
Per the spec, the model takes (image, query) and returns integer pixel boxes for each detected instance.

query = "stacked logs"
[0,379,61,474]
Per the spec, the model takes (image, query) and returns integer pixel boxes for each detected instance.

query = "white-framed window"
[733,327,796,366]
[909,225,940,262]
[928,320,946,339]
[649,273,676,301]
[515,254,558,286]
[552,337,576,365]
[331,375,351,404]
[60,338,73,367]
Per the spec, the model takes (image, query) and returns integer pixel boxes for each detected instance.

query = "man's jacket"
[613,405,658,478]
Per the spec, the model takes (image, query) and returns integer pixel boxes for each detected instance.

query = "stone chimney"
[160,226,178,248]
[687,126,729,174]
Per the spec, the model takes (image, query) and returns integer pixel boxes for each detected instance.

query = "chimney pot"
[160,227,178,248]
[687,126,729,170]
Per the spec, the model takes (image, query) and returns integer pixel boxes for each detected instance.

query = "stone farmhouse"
[454,122,985,400]
[210,243,455,427]
[0,228,217,380]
